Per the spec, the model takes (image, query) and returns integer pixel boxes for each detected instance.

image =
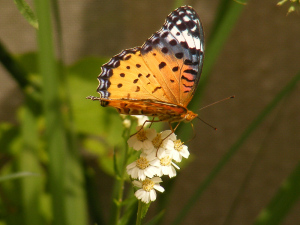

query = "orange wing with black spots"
[93,6,204,122]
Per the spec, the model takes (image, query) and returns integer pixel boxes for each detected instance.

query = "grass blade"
[254,162,300,225]
[0,172,38,182]
[34,0,87,224]
[13,0,39,29]
[34,0,66,223]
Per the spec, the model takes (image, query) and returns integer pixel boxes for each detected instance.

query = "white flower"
[131,115,149,127]
[155,131,177,159]
[122,119,131,128]
[132,177,165,203]
[152,130,176,154]
[171,139,190,162]
[127,126,157,151]
[156,149,179,178]
[126,152,160,180]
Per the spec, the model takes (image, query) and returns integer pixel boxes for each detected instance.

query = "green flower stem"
[136,201,143,225]
[110,124,132,224]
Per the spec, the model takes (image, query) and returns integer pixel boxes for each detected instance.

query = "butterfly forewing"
[97,47,170,104]
[141,6,204,107]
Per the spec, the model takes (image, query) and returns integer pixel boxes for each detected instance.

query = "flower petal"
[153,184,165,193]
[149,189,157,201]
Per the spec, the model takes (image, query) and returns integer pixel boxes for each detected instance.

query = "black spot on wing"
[172,66,179,72]
[184,59,198,66]
[175,53,183,59]
[124,55,131,60]
[159,62,166,69]
[184,69,198,76]
[152,86,162,93]
[161,47,169,53]
[169,39,177,46]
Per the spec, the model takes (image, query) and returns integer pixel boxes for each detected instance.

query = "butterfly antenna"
[199,95,235,111]
[197,116,217,130]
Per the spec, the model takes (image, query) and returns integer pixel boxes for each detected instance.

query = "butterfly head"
[183,110,198,122]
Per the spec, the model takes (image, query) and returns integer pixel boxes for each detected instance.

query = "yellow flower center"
[160,156,172,166]
[142,178,154,192]
[136,129,147,142]
[174,139,183,152]
[152,133,163,149]
[136,156,149,170]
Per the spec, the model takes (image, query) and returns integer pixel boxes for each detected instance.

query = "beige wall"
[1,0,299,224]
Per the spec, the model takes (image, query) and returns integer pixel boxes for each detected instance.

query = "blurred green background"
[0,0,299,224]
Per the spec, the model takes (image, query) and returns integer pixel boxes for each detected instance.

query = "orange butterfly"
[88,6,204,128]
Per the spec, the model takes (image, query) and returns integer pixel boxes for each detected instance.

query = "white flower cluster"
[126,119,190,204]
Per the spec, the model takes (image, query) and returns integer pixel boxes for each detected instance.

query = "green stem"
[136,201,143,225]
[110,124,132,224]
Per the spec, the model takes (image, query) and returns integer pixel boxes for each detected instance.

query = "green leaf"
[67,57,124,142]
[13,0,39,29]
[118,197,138,225]
[254,162,300,225]
[0,123,19,154]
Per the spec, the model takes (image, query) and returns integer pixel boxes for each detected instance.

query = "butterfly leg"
[130,118,161,137]
[148,117,155,128]
[155,122,181,154]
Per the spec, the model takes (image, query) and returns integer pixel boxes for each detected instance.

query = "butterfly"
[88,6,204,128]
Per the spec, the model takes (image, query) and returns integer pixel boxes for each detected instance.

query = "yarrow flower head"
[127,126,157,151]
[126,126,191,203]
[132,177,165,203]
[169,139,190,162]
[126,152,160,180]
[153,130,177,156]
[157,149,179,178]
